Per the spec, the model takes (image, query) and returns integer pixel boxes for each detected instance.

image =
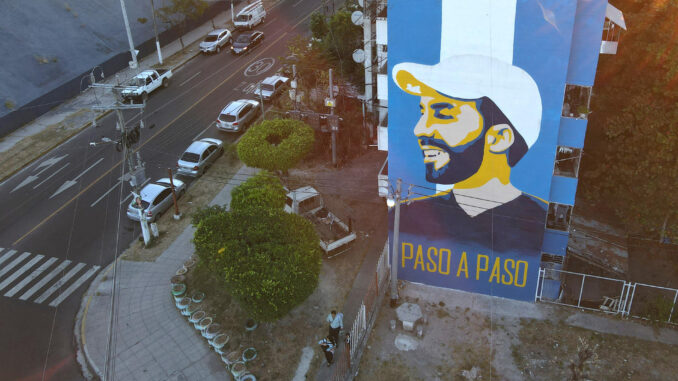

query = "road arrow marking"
[33,163,70,189]
[11,154,69,193]
[50,158,103,199]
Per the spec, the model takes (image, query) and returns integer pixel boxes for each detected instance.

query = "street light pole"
[149,0,163,65]
[389,178,402,308]
[329,68,337,166]
[119,0,138,69]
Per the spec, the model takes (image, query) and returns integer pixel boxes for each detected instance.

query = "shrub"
[230,170,286,213]
[237,119,314,172]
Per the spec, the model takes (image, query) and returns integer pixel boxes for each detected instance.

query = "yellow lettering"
[488,257,501,283]
[401,242,413,268]
[426,247,438,273]
[456,251,468,278]
[476,254,489,280]
[414,245,425,271]
[515,260,528,287]
[439,248,451,275]
[502,259,515,285]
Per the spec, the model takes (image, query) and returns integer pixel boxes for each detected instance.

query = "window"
[200,151,208,161]
[562,85,591,119]
[181,152,200,163]
[299,197,321,214]
[145,77,152,86]
[546,203,572,231]
[553,146,581,178]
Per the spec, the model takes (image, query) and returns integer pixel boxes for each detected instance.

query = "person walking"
[318,336,336,366]
[326,309,343,344]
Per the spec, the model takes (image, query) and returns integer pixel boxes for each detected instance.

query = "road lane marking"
[49,265,100,307]
[11,155,69,193]
[12,32,289,246]
[34,262,86,304]
[33,163,70,190]
[0,254,44,292]
[0,249,17,267]
[293,0,304,7]
[19,260,71,301]
[50,157,104,199]
[0,252,31,278]
[90,181,123,208]
[293,4,322,28]
[194,122,215,141]
[179,71,201,87]
[4,257,57,297]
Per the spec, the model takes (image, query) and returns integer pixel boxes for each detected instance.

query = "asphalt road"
[0,0,326,379]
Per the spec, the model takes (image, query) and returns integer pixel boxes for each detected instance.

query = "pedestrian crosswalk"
[0,248,100,307]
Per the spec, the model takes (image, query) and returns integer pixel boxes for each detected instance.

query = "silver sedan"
[126,178,186,222]
[176,138,224,177]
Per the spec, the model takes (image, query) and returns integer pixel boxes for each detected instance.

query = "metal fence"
[331,246,390,381]
[536,268,678,324]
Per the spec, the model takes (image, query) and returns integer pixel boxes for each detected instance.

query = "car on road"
[121,69,172,102]
[176,138,224,177]
[234,1,266,30]
[200,29,233,54]
[126,178,186,222]
[231,31,264,55]
[216,99,260,132]
[258,75,290,101]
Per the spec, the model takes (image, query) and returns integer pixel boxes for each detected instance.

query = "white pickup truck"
[121,69,172,102]
[284,186,357,258]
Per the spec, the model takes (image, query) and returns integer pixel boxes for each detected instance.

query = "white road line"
[74,157,104,181]
[4,257,57,297]
[120,178,150,205]
[49,265,100,307]
[34,262,86,304]
[292,0,304,7]
[0,252,30,278]
[19,260,71,301]
[91,181,123,207]
[0,249,17,267]
[267,17,279,24]
[33,163,70,189]
[193,122,215,141]
[0,254,44,292]
[179,71,201,87]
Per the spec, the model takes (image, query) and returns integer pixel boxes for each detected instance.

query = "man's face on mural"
[415,93,487,184]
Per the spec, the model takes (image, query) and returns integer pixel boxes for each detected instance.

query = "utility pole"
[119,0,138,69]
[259,83,266,118]
[230,0,235,24]
[328,68,337,166]
[362,0,373,135]
[167,168,181,219]
[149,0,163,65]
[389,178,402,307]
[292,64,298,111]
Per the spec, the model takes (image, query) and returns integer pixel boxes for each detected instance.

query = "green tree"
[321,10,363,83]
[237,119,315,173]
[309,12,328,40]
[230,170,287,213]
[157,0,208,49]
[579,0,678,239]
[192,208,321,321]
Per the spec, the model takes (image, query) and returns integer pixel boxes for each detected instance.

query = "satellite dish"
[352,49,365,64]
[351,10,364,26]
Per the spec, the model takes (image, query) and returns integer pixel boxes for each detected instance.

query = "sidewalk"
[75,165,259,380]
[0,7,240,182]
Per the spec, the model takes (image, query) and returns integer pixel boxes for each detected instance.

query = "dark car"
[231,31,265,55]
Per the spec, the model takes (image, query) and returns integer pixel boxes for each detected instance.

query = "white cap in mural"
[392,0,542,148]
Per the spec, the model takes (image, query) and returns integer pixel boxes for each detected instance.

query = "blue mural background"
[387,0,579,301]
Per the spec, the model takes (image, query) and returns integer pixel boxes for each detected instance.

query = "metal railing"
[536,267,678,324]
[331,245,390,381]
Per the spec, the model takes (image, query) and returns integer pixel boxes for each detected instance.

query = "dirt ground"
[357,289,678,381]
[173,148,388,379]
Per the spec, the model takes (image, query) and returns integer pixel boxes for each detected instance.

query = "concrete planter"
[185,302,200,317]
[171,283,186,302]
[238,372,256,381]
[242,347,257,363]
[184,258,198,268]
[221,351,241,367]
[176,297,191,311]
[196,316,213,331]
[210,333,230,352]
[189,310,206,325]
[170,275,185,285]
[230,362,247,379]
[175,266,188,276]
[191,291,205,303]
[244,319,258,332]
[203,323,221,339]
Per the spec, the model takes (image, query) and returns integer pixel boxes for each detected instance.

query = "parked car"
[121,69,172,102]
[258,75,289,101]
[233,1,266,30]
[231,31,264,55]
[200,29,232,54]
[126,178,186,222]
[216,99,260,132]
[176,138,224,177]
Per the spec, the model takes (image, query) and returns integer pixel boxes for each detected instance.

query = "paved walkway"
[76,165,259,380]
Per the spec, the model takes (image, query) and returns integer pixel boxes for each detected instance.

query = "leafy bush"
[230,170,286,213]
[191,204,228,227]
[237,119,314,172]
[193,208,321,321]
